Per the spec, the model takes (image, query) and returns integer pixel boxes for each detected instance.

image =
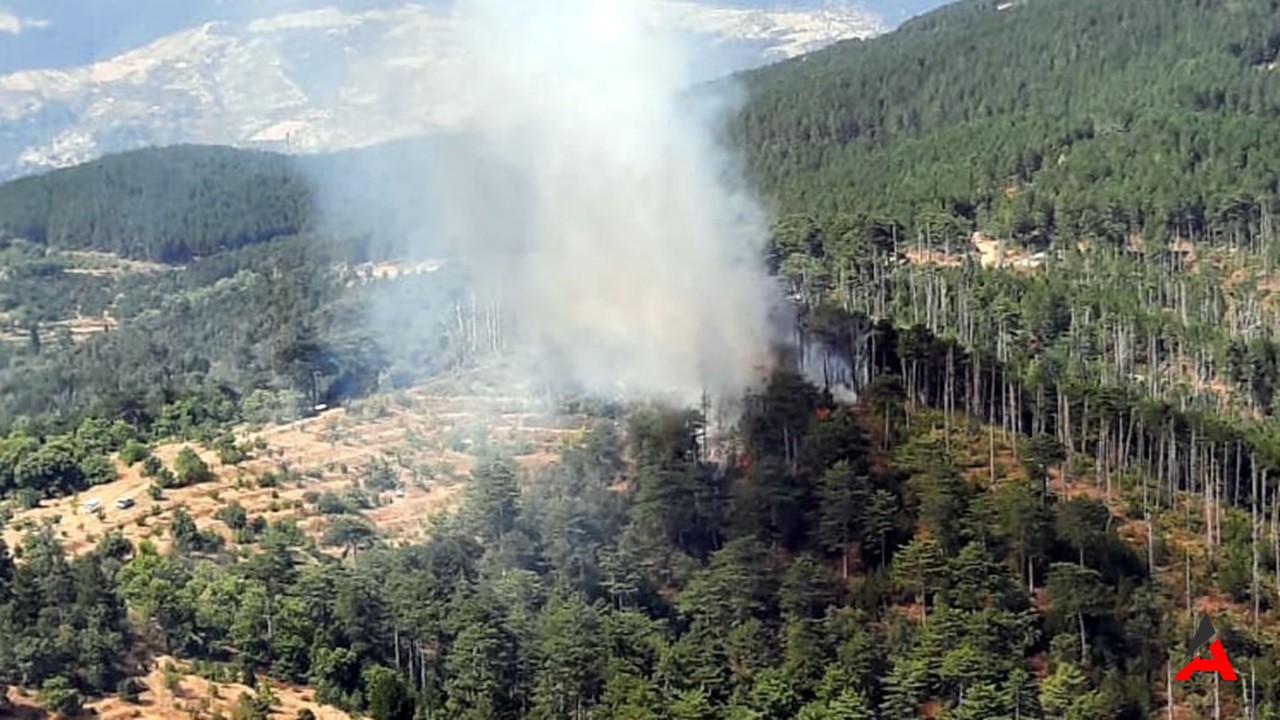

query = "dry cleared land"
[5,386,590,558]
[3,382,591,718]
[6,655,352,720]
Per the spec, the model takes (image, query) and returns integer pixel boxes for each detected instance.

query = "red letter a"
[1175,640,1238,681]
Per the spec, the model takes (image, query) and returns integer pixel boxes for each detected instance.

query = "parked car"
[115,496,135,510]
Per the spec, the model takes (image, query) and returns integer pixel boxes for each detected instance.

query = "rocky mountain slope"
[0,1,883,180]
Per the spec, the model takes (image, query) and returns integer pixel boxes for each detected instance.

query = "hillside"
[734,0,1280,245]
[7,0,1280,718]
[6,660,353,720]
[0,232,370,430]
[0,139,470,263]
[0,145,312,262]
[0,141,495,433]
[3,384,587,560]
[749,0,1280,448]
[4,360,1272,720]
[728,1,1280,716]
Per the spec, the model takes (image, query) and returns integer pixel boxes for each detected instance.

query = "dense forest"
[0,232,469,433]
[4,0,1280,717]
[0,146,314,263]
[733,0,1280,244]
[0,371,1198,719]
[0,137,465,264]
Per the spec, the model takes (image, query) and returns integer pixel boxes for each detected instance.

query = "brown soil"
[1,383,589,716]
[904,248,965,268]
[6,655,350,719]
[0,315,119,346]
[4,388,589,557]
[971,232,1044,270]
[59,251,172,277]
[901,233,1044,271]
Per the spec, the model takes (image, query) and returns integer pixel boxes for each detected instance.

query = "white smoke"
[422,0,780,406]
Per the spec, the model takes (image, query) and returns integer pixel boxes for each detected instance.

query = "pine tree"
[1040,663,1104,720]
[816,461,869,578]
[891,535,947,624]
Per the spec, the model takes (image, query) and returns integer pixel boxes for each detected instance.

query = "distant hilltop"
[0,1,884,181]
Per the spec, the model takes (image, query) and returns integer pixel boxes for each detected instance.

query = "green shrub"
[121,440,152,466]
[38,676,82,717]
[230,692,269,720]
[215,502,248,530]
[16,488,40,509]
[214,432,250,466]
[141,455,164,477]
[317,492,349,515]
[174,447,214,486]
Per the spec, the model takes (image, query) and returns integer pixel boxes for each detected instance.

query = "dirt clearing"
[6,655,351,719]
[4,387,591,557]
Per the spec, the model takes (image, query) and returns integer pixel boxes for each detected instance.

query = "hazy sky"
[0,1,949,74]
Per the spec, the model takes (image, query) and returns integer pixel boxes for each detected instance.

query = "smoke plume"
[319,0,782,409]
[449,0,779,405]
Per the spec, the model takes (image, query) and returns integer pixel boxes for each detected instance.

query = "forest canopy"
[731,0,1280,245]
[0,145,314,263]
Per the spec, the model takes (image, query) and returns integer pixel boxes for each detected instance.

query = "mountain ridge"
[0,1,885,181]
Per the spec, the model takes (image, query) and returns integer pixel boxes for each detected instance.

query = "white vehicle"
[115,496,135,510]
[81,498,101,513]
